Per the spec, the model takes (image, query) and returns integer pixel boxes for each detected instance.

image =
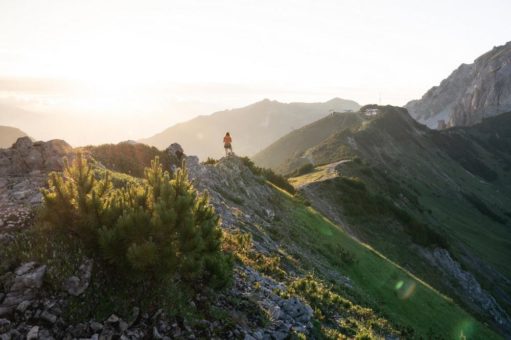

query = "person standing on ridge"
[223,132,233,156]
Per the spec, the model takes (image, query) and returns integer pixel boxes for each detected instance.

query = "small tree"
[41,155,232,288]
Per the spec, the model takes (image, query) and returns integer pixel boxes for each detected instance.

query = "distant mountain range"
[0,126,29,148]
[139,98,360,159]
[406,41,511,128]
[255,105,511,335]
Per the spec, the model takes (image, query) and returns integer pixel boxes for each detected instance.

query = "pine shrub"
[41,154,232,288]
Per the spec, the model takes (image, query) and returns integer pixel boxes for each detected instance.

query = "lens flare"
[452,320,475,339]
[395,279,416,300]
[395,280,404,290]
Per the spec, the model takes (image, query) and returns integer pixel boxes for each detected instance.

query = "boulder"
[0,137,74,176]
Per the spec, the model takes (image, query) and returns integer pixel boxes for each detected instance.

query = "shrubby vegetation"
[332,177,448,249]
[223,231,286,279]
[84,143,171,177]
[462,192,507,225]
[240,156,295,194]
[283,275,398,339]
[290,163,315,177]
[40,154,232,288]
[202,157,218,165]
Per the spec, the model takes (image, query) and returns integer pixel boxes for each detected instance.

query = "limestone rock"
[406,41,511,128]
[0,137,74,176]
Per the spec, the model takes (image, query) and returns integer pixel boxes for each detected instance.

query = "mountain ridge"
[406,41,511,128]
[139,98,360,159]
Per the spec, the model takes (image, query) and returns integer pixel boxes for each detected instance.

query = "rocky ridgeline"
[0,143,316,339]
[406,41,511,128]
[186,156,279,253]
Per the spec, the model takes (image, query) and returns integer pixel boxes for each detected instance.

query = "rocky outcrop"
[406,41,511,128]
[0,137,74,238]
[0,137,73,177]
[418,247,511,334]
[187,155,281,253]
[0,262,47,318]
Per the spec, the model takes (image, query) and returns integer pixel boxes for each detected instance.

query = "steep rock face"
[406,41,511,127]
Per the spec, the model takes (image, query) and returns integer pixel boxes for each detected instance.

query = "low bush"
[291,163,315,177]
[202,157,218,165]
[462,192,507,225]
[240,157,295,194]
[40,154,233,288]
[332,177,448,249]
[283,275,398,339]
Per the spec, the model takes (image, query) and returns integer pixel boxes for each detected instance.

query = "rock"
[26,326,39,340]
[0,319,11,333]
[419,247,511,333]
[105,314,120,325]
[10,264,46,291]
[119,320,129,332]
[41,310,58,324]
[166,143,185,171]
[406,41,511,127]
[14,262,37,276]
[62,259,93,296]
[152,326,163,339]
[280,297,313,324]
[90,321,103,332]
[38,328,54,340]
[16,300,31,313]
[0,138,74,177]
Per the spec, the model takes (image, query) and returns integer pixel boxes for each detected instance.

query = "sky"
[0,0,510,145]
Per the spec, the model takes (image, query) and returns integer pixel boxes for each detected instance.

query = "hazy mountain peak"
[0,125,30,148]
[139,98,361,159]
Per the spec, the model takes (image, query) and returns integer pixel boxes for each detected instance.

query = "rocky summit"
[406,41,511,128]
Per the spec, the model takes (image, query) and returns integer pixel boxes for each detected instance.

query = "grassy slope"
[276,108,511,318]
[252,112,364,171]
[274,187,499,339]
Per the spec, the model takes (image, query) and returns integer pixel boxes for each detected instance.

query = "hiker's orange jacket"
[223,135,232,145]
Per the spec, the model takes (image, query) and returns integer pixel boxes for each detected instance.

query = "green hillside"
[252,112,364,171]
[272,188,499,339]
[256,106,511,336]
